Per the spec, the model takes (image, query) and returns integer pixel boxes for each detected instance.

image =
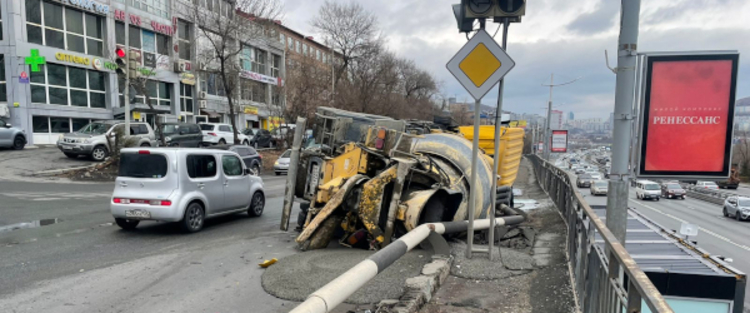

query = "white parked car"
[696,181,719,190]
[199,123,250,146]
[110,148,265,232]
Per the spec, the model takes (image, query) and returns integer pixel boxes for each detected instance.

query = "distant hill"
[737,96,750,107]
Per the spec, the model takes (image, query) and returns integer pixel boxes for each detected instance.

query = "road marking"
[631,199,750,252]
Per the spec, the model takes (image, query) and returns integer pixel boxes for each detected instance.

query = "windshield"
[243,128,257,135]
[280,150,291,158]
[200,124,214,131]
[580,174,591,179]
[666,184,681,189]
[595,182,607,187]
[78,122,112,135]
[161,125,179,135]
[740,199,750,206]
[118,153,168,178]
[645,184,659,190]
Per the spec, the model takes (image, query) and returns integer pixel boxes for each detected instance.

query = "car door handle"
[119,182,128,187]
[197,183,205,189]
[223,180,229,186]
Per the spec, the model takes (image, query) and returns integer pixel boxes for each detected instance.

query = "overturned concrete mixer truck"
[280,107,524,250]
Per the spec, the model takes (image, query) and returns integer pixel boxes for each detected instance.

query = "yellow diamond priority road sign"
[447,29,515,100]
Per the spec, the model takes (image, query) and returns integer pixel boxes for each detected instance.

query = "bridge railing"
[527,155,674,313]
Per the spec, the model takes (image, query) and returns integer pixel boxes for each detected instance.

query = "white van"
[635,180,661,201]
[110,148,265,232]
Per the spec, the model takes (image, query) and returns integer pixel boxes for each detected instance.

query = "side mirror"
[5,123,11,128]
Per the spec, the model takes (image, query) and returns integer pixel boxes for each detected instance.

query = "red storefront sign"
[637,53,739,179]
[114,10,174,36]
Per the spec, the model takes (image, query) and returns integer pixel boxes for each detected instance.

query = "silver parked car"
[110,148,265,232]
[274,149,291,175]
[723,196,750,221]
[57,121,156,161]
[0,119,27,149]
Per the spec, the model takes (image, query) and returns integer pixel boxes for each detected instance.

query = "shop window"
[119,79,171,108]
[200,72,224,97]
[180,83,194,114]
[29,64,108,108]
[0,55,5,102]
[25,0,105,56]
[32,116,92,134]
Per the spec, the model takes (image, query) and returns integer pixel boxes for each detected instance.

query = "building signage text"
[56,52,116,71]
[114,10,175,36]
[58,0,109,15]
[239,70,280,86]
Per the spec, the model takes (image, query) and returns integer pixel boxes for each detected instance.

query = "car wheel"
[181,202,205,233]
[219,139,226,145]
[90,145,108,162]
[243,140,249,146]
[253,141,258,149]
[12,136,25,150]
[736,211,742,222]
[249,192,265,217]
[656,197,660,201]
[64,152,78,159]
[271,141,276,149]
[723,207,729,217]
[115,218,140,230]
[252,164,261,176]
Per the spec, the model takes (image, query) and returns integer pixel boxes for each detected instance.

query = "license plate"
[63,146,73,150]
[125,209,151,219]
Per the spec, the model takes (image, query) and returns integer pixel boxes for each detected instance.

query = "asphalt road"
[0,175,310,313]
[569,168,750,310]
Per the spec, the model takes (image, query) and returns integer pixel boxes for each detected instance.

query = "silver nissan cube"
[110,148,265,232]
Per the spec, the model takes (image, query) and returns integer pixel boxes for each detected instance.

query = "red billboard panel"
[551,130,568,153]
[637,53,739,179]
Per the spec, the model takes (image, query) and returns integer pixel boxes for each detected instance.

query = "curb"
[31,164,98,177]
[376,254,453,313]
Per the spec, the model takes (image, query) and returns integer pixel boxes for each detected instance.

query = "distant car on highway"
[590,173,602,180]
[577,174,593,188]
[696,181,719,190]
[110,148,265,232]
[575,168,586,175]
[661,182,686,200]
[723,196,750,221]
[635,180,661,201]
[590,181,608,196]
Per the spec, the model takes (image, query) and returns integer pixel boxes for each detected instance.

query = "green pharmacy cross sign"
[25,49,46,72]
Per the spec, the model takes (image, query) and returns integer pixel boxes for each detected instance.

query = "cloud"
[279,0,750,120]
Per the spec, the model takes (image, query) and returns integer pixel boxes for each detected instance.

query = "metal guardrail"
[527,155,674,313]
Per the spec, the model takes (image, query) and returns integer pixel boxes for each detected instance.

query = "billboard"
[637,52,739,179]
[551,130,568,153]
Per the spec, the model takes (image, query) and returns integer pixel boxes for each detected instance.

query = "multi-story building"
[0,0,285,145]
[550,109,563,130]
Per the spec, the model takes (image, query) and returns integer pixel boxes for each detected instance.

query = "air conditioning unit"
[199,100,207,109]
[199,91,207,99]
[174,61,187,73]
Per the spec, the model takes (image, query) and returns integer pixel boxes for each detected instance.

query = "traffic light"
[452,4,475,33]
[459,0,526,21]
[128,50,141,79]
[115,47,127,76]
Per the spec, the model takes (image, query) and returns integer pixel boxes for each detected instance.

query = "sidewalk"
[0,146,97,182]
[419,158,576,313]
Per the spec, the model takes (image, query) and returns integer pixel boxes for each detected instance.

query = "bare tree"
[179,0,281,144]
[312,1,381,87]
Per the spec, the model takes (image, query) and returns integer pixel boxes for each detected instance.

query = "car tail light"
[113,198,170,206]
[208,132,217,136]
[258,154,262,159]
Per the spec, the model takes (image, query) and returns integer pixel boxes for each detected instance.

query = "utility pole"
[541,74,579,160]
[606,0,641,244]
[123,0,131,136]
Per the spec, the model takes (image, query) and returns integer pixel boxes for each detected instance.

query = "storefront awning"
[200,109,221,118]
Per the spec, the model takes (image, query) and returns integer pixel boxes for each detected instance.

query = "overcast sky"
[279,0,750,120]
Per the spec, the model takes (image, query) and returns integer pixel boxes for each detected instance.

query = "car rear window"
[119,153,168,178]
[200,124,214,131]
